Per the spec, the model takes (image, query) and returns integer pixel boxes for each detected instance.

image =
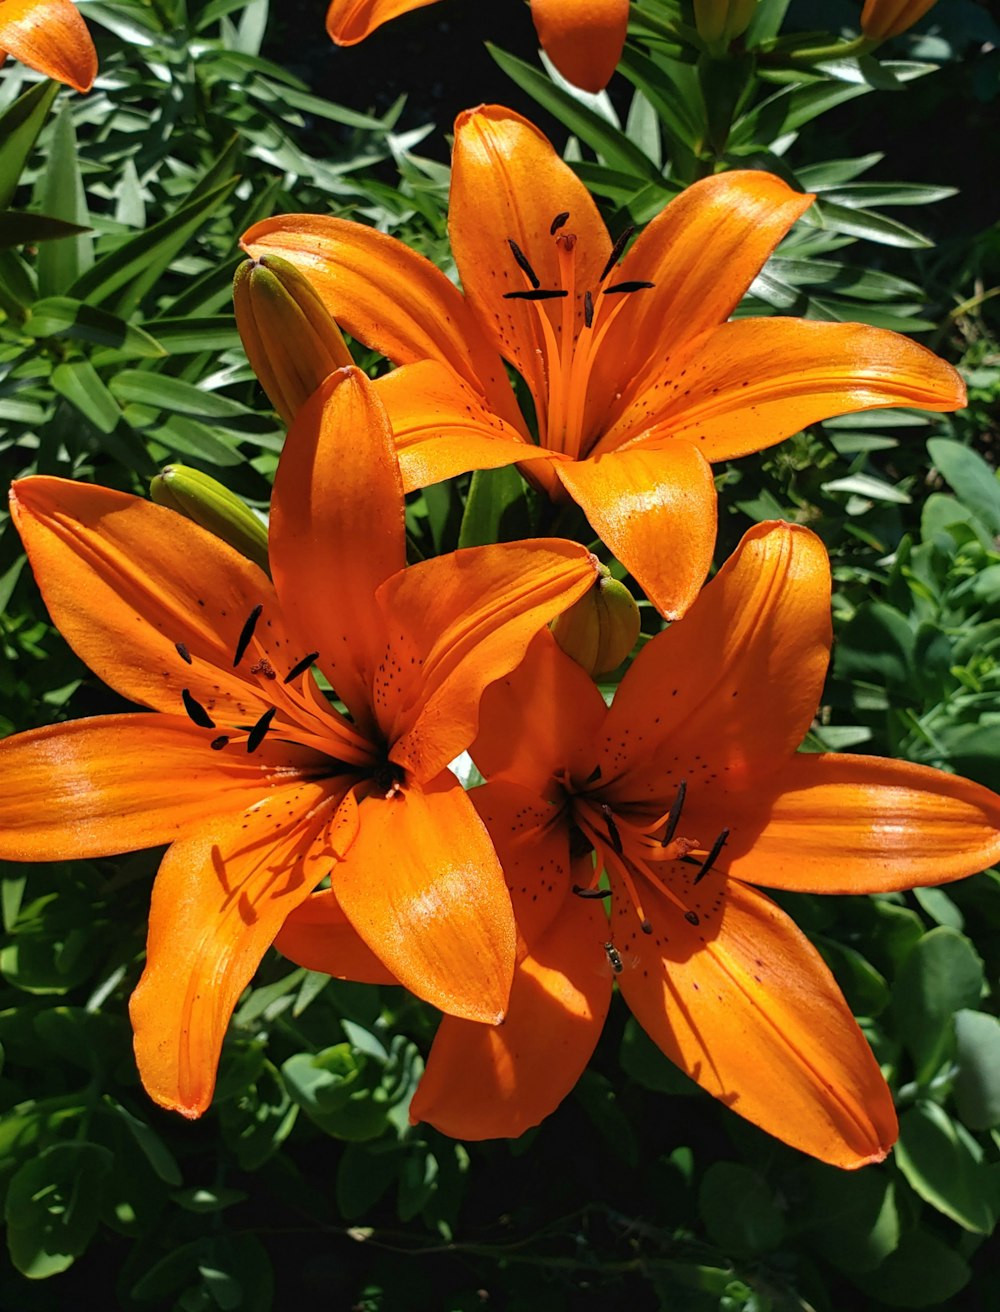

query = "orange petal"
[554,444,717,620]
[240,213,518,426]
[473,631,609,795]
[332,774,515,1023]
[530,0,628,91]
[0,714,329,862]
[699,753,1000,893]
[274,888,400,984]
[588,172,813,434]
[450,105,611,432]
[375,360,547,492]
[129,781,351,1117]
[600,522,832,802]
[410,891,612,1139]
[374,540,598,780]
[269,367,404,731]
[614,876,897,1168]
[10,477,287,724]
[605,318,967,457]
[0,0,96,92]
[325,0,439,44]
[861,0,938,41]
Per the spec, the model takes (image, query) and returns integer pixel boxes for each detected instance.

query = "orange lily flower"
[241,105,966,620]
[325,0,628,93]
[860,0,938,41]
[0,366,598,1119]
[393,522,1000,1168]
[0,0,96,92]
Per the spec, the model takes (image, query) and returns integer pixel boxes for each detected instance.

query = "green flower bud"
[150,464,270,574]
[694,0,758,50]
[551,567,641,678]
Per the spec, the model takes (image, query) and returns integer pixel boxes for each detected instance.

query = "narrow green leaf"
[804,198,933,249]
[35,103,93,298]
[109,370,252,420]
[0,211,90,249]
[26,297,165,357]
[0,80,59,211]
[51,359,122,434]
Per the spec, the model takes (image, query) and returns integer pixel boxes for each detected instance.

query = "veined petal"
[473,631,608,795]
[530,0,629,92]
[325,0,439,45]
[10,478,283,723]
[274,888,400,984]
[615,877,897,1168]
[588,172,813,434]
[375,540,599,781]
[0,0,96,92]
[332,774,515,1023]
[130,781,351,1117]
[450,105,611,427]
[704,753,1000,893]
[410,891,612,1139]
[600,522,832,802]
[374,359,545,493]
[606,318,967,457]
[240,213,519,426]
[270,367,404,731]
[0,715,328,861]
[554,444,717,621]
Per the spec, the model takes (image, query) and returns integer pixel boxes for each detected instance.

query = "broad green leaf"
[835,601,914,688]
[855,1228,970,1307]
[927,437,1000,536]
[458,466,532,548]
[698,1163,785,1255]
[953,1010,1000,1130]
[896,1102,996,1233]
[892,927,985,1082]
[0,80,59,211]
[801,1166,900,1273]
[5,1142,114,1277]
[26,297,165,357]
[35,103,92,297]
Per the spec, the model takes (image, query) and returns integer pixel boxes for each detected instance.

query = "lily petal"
[589,172,813,434]
[615,876,898,1168]
[10,478,282,723]
[269,367,404,731]
[332,773,516,1024]
[240,213,518,424]
[274,887,400,984]
[554,443,717,620]
[0,715,328,861]
[450,105,610,428]
[600,522,832,800]
[130,781,350,1117]
[375,539,598,780]
[702,753,1000,893]
[604,318,967,457]
[325,0,439,45]
[0,0,96,92]
[375,359,547,493]
[530,0,629,92]
[410,889,612,1139]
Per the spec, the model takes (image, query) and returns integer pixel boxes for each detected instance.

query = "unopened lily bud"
[860,0,937,41]
[151,464,270,574]
[551,567,641,678]
[233,254,353,425]
[694,0,758,49]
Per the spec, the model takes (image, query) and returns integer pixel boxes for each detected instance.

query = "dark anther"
[693,828,730,885]
[233,604,263,668]
[600,803,623,855]
[640,918,653,935]
[599,224,635,283]
[572,884,612,900]
[181,688,215,729]
[175,641,192,665]
[684,910,700,926]
[246,706,277,753]
[584,763,602,784]
[604,280,655,296]
[550,211,570,234]
[284,651,320,684]
[604,942,624,975]
[210,735,230,751]
[584,290,594,329]
[503,289,569,301]
[507,238,540,290]
[662,779,688,845]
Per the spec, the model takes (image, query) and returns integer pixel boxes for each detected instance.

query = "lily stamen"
[181,688,215,729]
[283,651,320,684]
[210,735,230,751]
[599,224,634,282]
[246,706,277,753]
[233,603,264,667]
[693,828,730,884]
[572,884,611,900]
[550,211,570,234]
[175,641,192,665]
[507,238,540,289]
[662,779,688,845]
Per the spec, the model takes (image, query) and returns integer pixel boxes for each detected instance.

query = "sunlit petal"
[0,0,96,92]
[325,0,439,44]
[530,0,629,92]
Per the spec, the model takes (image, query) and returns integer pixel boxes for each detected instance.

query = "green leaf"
[0,80,59,211]
[855,1228,970,1307]
[698,1163,785,1255]
[0,211,91,249]
[573,1070,638,1169]
[835,601,914,689]
[106,1098,183,1187]
[26,297,165,357]
[801,1166,900,1273]
[143,316,241,353]
[458,466,532,548]
[5,1142,114,1278]
[953,1009,1000,1130]
[927,437,1000,536]
[620,1017,702,1096]
[892,927,985,1082]
[35,103,93,297]
[50,359,122,435]
[804,199,933,249]
[109,370,253,421]
[895,1102,996,1233]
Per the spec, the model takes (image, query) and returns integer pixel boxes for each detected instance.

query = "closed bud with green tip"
[233,254,353,424]
[694,0,758,51]
[551,566,641,678]
[150,465,270,574]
